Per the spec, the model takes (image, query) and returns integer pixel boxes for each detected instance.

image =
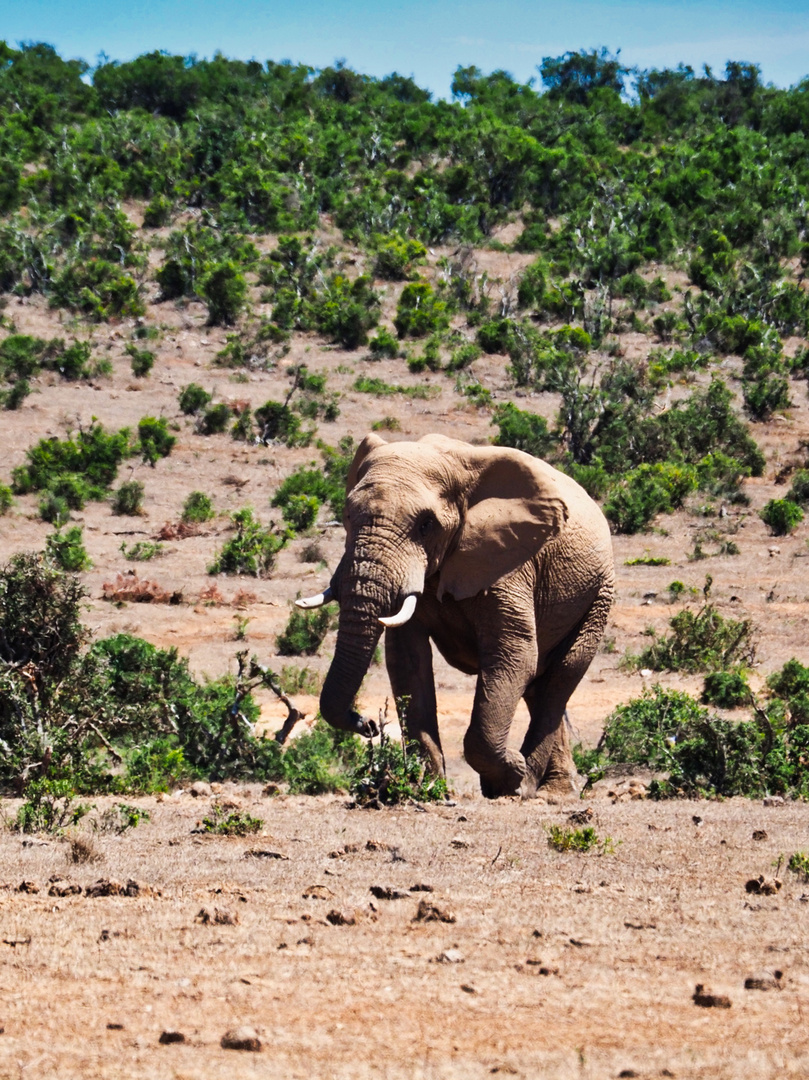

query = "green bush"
[254,400,306,446]
[604,463,698,534]
[200,806,263,835]
[179,383,212,414]
[112,480,145,516]
[12,423,133,497]
[46,526,91,572]
[209,507,286,577]
[198,402,232,435]
[137,416,175,464]
[601,685,809,798]
[271,466,344,519]
[143,194,173,227]
[787,470,809,506]
[393,281,450,339]
[276,604,336,656]
[760,499,804,536]
[546,824,615,854]
[637,596,755,674]
[743,373,791,420]
[476,318,514,354]
[492,403,556,459]
[349,726,448,806]
[701,669,750,708]
[282,494,320,533]
[200,260,247,326]
[282,720,363,795]
[39,491,70,526]
[127,343,155,378]
[368,327,400,358]
[372,234,426,280]
[446,341,481,371]
[120,540,162,561]
[0,484,13,515]
[182,490,215,523]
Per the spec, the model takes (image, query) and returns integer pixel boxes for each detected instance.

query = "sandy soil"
[1,220,809,1077]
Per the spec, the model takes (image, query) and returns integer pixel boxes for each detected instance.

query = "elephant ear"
[437,446,568,602]
[346,432,386,494]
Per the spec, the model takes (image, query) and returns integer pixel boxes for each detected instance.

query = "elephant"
[296,433,615,799]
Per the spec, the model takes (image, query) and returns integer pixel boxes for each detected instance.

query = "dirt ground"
[2,223,809,1076]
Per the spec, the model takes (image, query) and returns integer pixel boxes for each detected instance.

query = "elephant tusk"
[379,594,418,628]
[295,587,333,609]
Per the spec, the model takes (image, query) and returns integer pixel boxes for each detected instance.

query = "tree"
[539,48,630,104]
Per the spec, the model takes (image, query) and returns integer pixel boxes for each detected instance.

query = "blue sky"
[9,0,809,96]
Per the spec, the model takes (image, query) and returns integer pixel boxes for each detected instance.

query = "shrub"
[46,527,92,572]
[198,402,232,435]
[14,778,89,834]
[637,596,755,674]
[254,400,305,446]
[605,463,698,534]
[112,480,145,516]
[701,669,750,708]
[787,470,809,506]
[743,373,791,420]
[447,341,481,371]
[276,604,336,656]
[54,341,94,380]
[282,720,362,795]
[0,484,13,514]
[368,327,400,359]
[372,234,426,280]
[546,825,615,854]
[492,403,556,459]
[476,318,514,355]
[601,685,809,798]
[182,491,215,523]
[12,422,133,496]
[143,194,172,228]
[760,499,803,536]
[120,540,162,561]
[39,491,70,526]
[179,383,212,414]
[200,260,247,326]
[282,494,320,533]
[393,281,450,338]
[209,507,286,577]
[349,724,448,806]
[200,806,263,836]
[127,343,155,378]
[137,417,175,464]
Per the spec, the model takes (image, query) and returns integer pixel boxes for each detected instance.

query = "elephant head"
[297,433,569,738]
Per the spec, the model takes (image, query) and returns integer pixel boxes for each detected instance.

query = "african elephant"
[296,433,614,799]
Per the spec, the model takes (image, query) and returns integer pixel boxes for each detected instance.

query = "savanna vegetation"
[1,41,809,806]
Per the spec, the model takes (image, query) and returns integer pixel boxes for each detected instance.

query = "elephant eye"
[418,514,435,538]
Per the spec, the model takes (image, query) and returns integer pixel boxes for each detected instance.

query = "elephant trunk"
[320,544,424,738]
[319,600,384,736]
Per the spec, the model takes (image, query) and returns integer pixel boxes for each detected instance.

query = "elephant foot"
[538,771,582,799]
[478,759,526,800]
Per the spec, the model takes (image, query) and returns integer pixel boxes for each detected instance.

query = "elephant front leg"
[384,622,444,776]
[464,643,538,799]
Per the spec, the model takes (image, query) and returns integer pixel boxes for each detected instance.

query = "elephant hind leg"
[521,592,612,797]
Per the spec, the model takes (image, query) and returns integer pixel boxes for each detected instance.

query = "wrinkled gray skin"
[316,433,615,799]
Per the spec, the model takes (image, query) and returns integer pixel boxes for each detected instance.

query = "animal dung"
[745,875,782,895]
[692,984,731,1008]
[158,1031,186,1045]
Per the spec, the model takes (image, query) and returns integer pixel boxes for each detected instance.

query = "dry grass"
[1,790,808,1078]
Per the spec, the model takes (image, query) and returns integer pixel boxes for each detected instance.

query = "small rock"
[763,796,785,807]
[567,808,594,825]
[48,881,82,897]
[243,849,288,860]
[409,883,434,893]
[85,878,125,898]
[262,782,281,797]
[692,815,703,826]
[744,969,783,991]
[752,829,768,841]
[437,949,465,964]
[189,781,212,798]
[326,908,357,926]
[106,1023,124,1030]
[413,899,456,924]
[158,1031,186,1045]
[365,839,391,851]
[460,984,477,994]
[450,837,469,849]
[745,875,782,895]
[369,885,408,900]
[125,879,158,897]
[221,1026,261,1052]
[302,885,334,900]
[17,881,40,894]
[768,546,781,557]
[639,668,653,678]
[692,983,731,1008]
[195,907,238,925]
